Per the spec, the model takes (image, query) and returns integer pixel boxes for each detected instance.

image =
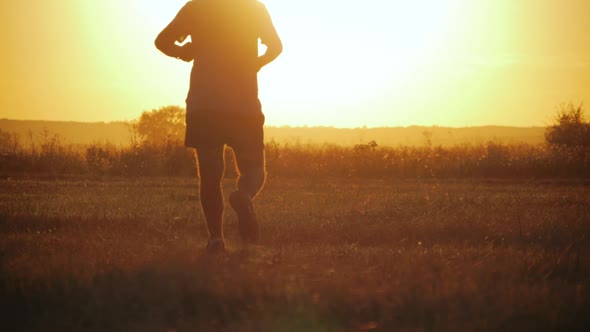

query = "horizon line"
[0,118,548,129]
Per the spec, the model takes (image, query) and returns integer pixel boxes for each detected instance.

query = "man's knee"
[238,166,265,196]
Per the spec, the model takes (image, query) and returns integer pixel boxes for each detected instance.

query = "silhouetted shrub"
[0,128,21,155]
[133,106,185,147]
[85,143,118,175]
[545,103,590,147]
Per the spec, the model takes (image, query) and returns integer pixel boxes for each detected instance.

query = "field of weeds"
[1,176,589,331]
[1,126,590,179]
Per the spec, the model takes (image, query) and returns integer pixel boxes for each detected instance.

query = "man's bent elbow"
[154,30,174,54]
[276,40,283,55]
[154,34,166,53]
[271,41,283,58]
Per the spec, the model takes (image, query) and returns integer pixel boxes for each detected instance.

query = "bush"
[545,103,590,147]
[133,106,185,147]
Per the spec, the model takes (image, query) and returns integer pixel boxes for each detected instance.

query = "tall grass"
[0,129,196,177]
[1,129,589,178]
[265,140,590,178]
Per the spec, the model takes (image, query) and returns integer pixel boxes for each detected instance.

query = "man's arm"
[155,3,194,62]
[258,5,283,71]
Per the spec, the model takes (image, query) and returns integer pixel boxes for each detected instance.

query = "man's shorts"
[185,108,265,152]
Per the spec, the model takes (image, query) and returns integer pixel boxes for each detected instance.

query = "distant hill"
[0,119,131,146]
[265,126,546,146]
[0,119,546,147]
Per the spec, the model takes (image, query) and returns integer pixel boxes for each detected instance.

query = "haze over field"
[0,119,545,147]
[1,0,589,127]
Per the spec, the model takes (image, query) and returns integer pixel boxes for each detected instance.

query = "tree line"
[0,103,589,178]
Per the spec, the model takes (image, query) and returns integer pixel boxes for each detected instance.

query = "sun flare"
[2,0,590,126]
[258,0,464,125]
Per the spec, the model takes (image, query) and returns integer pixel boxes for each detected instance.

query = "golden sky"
[1,0,589,127]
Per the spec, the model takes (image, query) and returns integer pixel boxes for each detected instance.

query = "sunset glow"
[1,0,589,127]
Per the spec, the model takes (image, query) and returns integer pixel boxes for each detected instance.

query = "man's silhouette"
[155,0,282,253]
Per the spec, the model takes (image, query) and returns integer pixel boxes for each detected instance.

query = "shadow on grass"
[1,211,589,331]
[2,245,590,332]
[0,249,340,332]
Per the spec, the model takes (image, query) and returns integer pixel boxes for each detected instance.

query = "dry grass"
[2,135,590,178]
[1,177,589,331]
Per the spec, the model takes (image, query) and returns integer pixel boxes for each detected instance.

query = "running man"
[155,0,282,253]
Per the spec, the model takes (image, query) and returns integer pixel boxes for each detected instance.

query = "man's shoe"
[229,191,259,244]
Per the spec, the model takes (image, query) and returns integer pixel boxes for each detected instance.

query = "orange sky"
[1,0,589,127]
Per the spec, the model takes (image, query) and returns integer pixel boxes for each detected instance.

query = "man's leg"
[195,145,226,246]
[235,148,266,198]
[229,146,266,243]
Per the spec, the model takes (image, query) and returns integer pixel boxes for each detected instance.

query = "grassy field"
[1,176,589,331]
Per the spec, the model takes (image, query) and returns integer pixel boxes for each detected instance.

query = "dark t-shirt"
[170,0,280,113]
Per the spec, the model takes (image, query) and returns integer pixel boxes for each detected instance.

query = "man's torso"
[184,0,266,112]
